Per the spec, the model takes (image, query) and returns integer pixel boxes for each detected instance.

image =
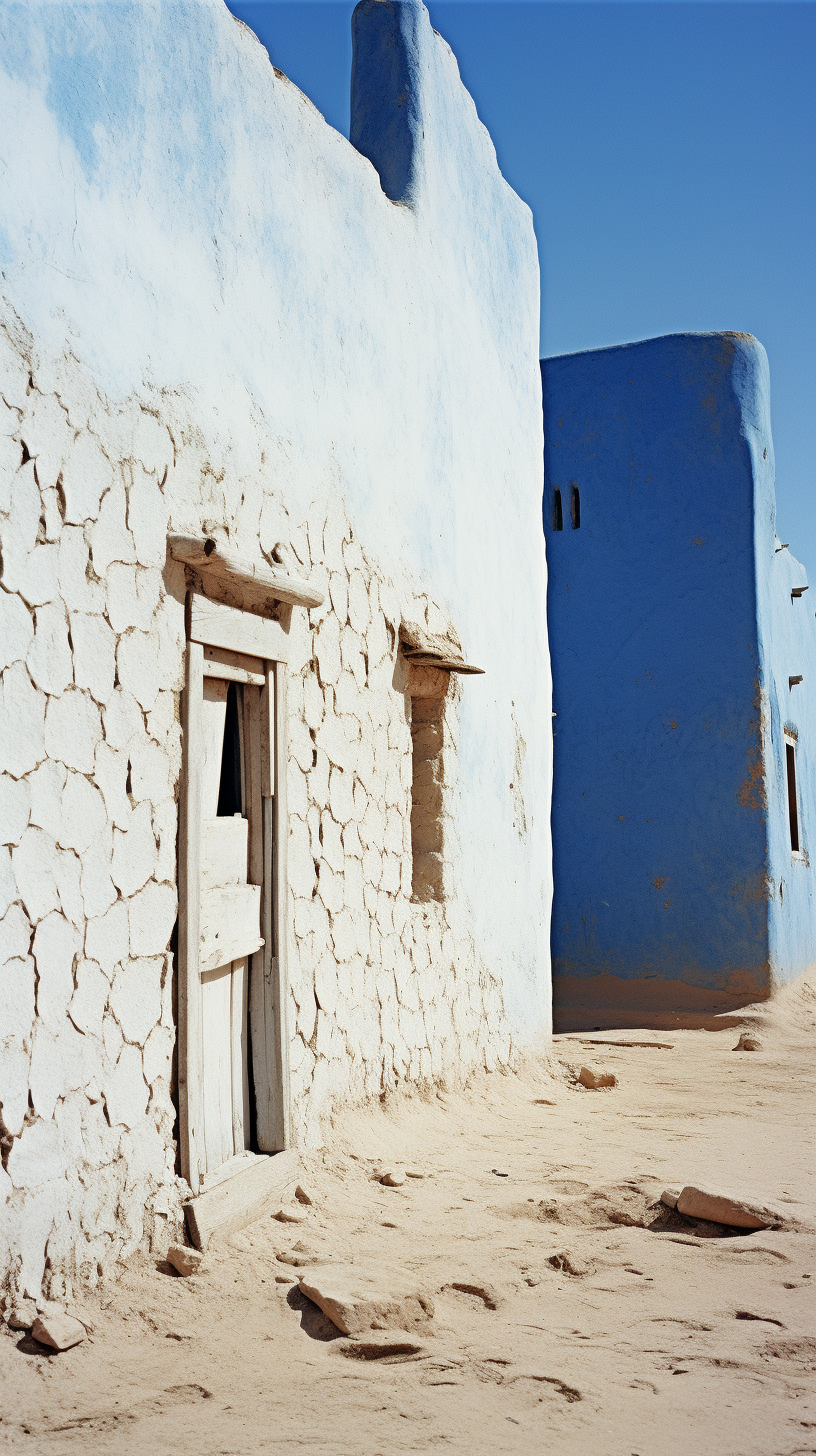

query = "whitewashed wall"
[0,0,551,1302]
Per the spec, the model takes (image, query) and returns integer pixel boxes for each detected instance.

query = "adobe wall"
[747,336,816,986]
[542,333,778,1027]
[0,0,551,1303]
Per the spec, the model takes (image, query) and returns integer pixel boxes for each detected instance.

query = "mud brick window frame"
[398,621,483,905]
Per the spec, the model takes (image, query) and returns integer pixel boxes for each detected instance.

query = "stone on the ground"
[579,1067,617,1089]
[381,1170,406,1187]
[274,1205,307,1224]
[7,1298,37,1330]
[295,1183,314,1205]
[547,1251,594,1277]
[276,1241,322,1268]
[31,1311,86,1351]
[298,1263,435,1335]
[660,1188,680,1209]
[449,1280,504,1309]
[275,1272,298,1284]
[675,1186,779,1229]
[405,1169,425,1179]
[733,1032,762,1051]
[167,1244,205,1277]
[334,1330,427,1361]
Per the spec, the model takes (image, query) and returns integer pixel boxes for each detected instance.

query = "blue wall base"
[553,968,771,1033]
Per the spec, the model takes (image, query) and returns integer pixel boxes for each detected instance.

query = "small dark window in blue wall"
[785,738,800,853]
[552,489,563,531]
[570,485,581,529]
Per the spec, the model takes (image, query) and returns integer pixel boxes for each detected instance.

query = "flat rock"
[31,1311,86,1351]
[579,1067,617,1089]
[381,1170,406,1187]
[660,1188,680,1209]
[273,1205,307,1224]
[733,1032,762,1051]
[168,1245,205,1277]
[676,1186,780,1230]
[298,1263,435,1335]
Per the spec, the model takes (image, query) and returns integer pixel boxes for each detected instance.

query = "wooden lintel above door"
[168,534,325,610]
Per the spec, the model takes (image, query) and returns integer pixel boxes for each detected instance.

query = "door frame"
[178,590,292,1192]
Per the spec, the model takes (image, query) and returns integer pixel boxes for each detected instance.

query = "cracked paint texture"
[0,0,552,1302]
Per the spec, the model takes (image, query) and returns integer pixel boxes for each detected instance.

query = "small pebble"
[381,1170,406,1188]
[579,1067,617,1089]
[295,1183,314,1206]
[274,1206,308,1224]
[167,1245,205,1278]
[733,1032,762,1052]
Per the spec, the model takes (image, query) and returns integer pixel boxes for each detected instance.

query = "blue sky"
[227,1,815,581]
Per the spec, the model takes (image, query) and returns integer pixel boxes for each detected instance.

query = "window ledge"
[400,619,484,675]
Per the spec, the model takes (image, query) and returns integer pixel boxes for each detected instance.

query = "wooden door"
[198,678,262,1174]
[178,598,292,1196]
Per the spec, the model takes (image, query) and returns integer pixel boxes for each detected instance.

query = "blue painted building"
[542,332,815,1028]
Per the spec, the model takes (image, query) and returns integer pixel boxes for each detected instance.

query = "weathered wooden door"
[178,594,292,1195]
[198,676,262,1173]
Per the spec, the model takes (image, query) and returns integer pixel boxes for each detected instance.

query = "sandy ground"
[3,976,815,1456]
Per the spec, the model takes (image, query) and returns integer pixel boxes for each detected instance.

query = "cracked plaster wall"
[0,0,552,1300]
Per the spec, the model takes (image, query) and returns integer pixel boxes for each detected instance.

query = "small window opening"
[785,739,800,853]
[217,682,243,817]
[552,489,563,532]
[410,695,445,902]
[570,484,581,529]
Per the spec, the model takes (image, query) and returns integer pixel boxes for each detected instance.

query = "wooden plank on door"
[201,816,248,890]
[243,686,263,888]
[190,594,289,663]
[178,636,205,1189]
[252,662,291,1152]
[201,679,228,819]
[260,665,275,798]
[273,662,292,1149]
[201,963,234,1172]
[231,957,250,1153]
[252,796,276,1152]
[199,884,263,973]
[203,645,265,685]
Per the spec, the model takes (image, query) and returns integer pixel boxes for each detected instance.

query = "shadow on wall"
[552,973,769,1034]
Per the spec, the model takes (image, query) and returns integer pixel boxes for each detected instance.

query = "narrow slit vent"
[786,740,800,853]
[552,489,563,532]
[570,485,581,529]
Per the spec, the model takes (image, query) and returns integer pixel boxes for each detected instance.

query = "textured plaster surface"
[750,347,816,985]
[0,0,551,1302]
[542,332,814,1018]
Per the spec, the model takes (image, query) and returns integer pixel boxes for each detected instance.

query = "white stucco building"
[0,0,551,1301]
